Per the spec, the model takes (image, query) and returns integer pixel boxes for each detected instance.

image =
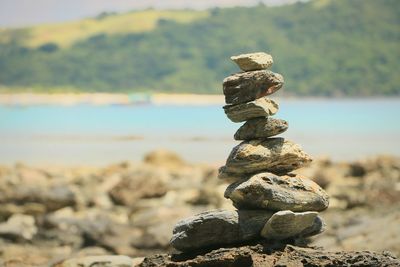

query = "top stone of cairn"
[231,52,273,71]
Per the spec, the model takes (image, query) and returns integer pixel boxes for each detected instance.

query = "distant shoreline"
[0,92,399,106]
[0,93,224,106]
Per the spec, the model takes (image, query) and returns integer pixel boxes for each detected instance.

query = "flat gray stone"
[234,117,288,140]
[224,172,329,212]
[230,52,274,71]
[223,97,279,123]
[223,138,312,175]
[223,70,284,105]
[261,210,325,240]
[170,209,274,252]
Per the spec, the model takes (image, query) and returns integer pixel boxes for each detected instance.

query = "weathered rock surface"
[170,210,273,252]
[223,97,279,123]
[223,70,284,105]
[224,172,329,212]
[138,244,400,267]
[223,138,312,175]
[261,210,325,240]
[234,117,288,140]
[230,52,274,71]
[54,255,133,267]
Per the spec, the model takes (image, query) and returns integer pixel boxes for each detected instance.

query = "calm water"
[0,99,399,165]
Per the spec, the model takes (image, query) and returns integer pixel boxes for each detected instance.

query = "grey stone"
[234,117,288,140]
[261,210,325,240]
[223,70,284,105]
[223,97,279,123]
[0,184,76,212]
[223,138,312,175]
[170,209,274,252]
[230,52,274,71]
[224,172,329,212]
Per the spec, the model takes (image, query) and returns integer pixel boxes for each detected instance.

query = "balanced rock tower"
[170,52,329,252]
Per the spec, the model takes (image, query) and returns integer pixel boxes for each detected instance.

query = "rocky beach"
[0,153,399,266]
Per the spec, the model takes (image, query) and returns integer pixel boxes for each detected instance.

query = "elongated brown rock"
[223,138,312,175]
[234,117,288,140]
[224,172,329,212]
[261,210,325,240]
[223,97,278,123]
[223,70,284,105]
[170,209,274,252]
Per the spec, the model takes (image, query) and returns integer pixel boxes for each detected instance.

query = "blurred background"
[0,0,399,266]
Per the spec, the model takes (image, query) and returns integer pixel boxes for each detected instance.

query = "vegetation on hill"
[0,0,399,96]
[0,10,208,48]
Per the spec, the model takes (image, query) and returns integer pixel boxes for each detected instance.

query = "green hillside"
[0,10,208,48]
[0,0,399,96]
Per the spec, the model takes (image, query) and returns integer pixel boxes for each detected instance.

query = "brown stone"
[223,98,278,123]
[223,138,312,175]
[223,70,284,105]
[234,117,288,140]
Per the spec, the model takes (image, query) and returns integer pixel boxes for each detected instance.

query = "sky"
[0,0,302,28]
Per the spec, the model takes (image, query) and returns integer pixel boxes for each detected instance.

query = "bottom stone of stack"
[170,209,325,252]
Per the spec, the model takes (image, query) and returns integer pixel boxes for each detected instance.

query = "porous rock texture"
[223,70,284,105]
[234,117,288,140]
[223,138,312,175]
[138,244,400,267]
[170,209,274,252]
[223,97,278,122]
[224,172,329,212]
[230,52,274,71]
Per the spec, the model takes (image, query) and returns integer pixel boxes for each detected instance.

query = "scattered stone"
[261,210,325,240]
[109,166,168,207]
[0,184,76,212]
[230,52,274,71]
[143,150,187,170]
[223,70,284,105]
[224,172,329,212]
[223,97,279,122]
[170,210,274,252]
[0,214,37,240]
[234,117,288,140]
[54,255,133,267]
[223,138,312,175]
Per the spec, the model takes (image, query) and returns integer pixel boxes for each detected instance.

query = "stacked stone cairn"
[170,52,329,252]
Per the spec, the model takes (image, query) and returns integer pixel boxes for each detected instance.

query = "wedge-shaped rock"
[170,209,273,252]
[223,138,312,175]
[223,97,278,123]
[230,52,274,71]
[234,117,288,140]
[223,70,284,105]
[261,210,325,240]
[224,172,329,212]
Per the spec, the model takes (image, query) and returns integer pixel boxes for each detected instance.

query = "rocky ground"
[0,151,399,266]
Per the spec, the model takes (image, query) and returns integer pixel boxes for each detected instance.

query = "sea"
[0,99,399,165]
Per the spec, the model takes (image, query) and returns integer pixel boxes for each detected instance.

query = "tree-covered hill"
[0,0,399,96]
